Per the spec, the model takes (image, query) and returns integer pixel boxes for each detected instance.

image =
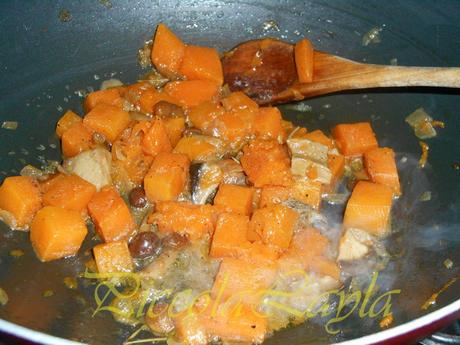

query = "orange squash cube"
[291,178,323,210]
[30,206,87,261]
[294,38,314,83]
[162,116,185,147]
[343,181,393,237]
[149,201,216,241]
[221,91,259,113]
[303,129,335,149]
[332,122,378,156]
[173,136,218,162]
[164,80,220,108]
[364,147,401,195]
[253,107,285,141]
[144,152,190,202]
[93,241,133,273]
[56,110,82,138]
[141,117,172,157]
[43,174,96,213]
[83,88,124,113]
[151,23,186,79]
[0,176,42,230]
[87,187,136,242]
[250,204,298,250]
[213,110,255,143]
[258,185,290,208]
[241,139,293,187]
[213,184,255,216]
[61,122,94,157]
[210,213,250,258]
[188,101,225,133]
[83,104,131,143]
[180,45,224,85]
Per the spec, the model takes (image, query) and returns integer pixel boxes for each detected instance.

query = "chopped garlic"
[338,228,374,261]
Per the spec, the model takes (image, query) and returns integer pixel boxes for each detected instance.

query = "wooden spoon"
[221,38,460,105]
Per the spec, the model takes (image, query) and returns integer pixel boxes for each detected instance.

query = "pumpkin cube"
[56,110,82,138]
[61,122,94,157]
[331,122,378,156]
[83,104,131,143]
[210,213,250,258]
[364,147,401,195]
[179,45,223,85]
[93,241,133,273]
[141,117,172,157]
[213,184,255,216]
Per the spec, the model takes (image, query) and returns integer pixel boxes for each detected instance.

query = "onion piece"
[1,121,18,130]
[100,78,123,90]
[405,108,437,139]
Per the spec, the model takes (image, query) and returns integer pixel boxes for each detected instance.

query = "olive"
[153,101,184,118]
[129,232,160,259]
[129,187,147,208]
[162,233,189,250]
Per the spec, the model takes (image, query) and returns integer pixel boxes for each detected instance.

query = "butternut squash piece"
[83,88,124,113]
[188,101,225,133]
[42,174,96,213]
[364,147,401,195]
[87,187,136,242]
[173,136,218,162]
[221,92,258,113]
[149,201,216,240]
[332,122,378,156]
[213,184,255,216]
[56,110,82,138]
[141,117,172,157]
[258,185,290,208]
[209,213,250,258]
[291,178,322,210]
[83,104,131,143]
[179,45,224,85]
[144,152,190,202]
[93,241,133,273]
[30,206,87,261]
[343,181,393,237]
[124,83,179,114]
[250,204,298,250]
[327,153,345,187]
[151,23,186,79]
[303,129,335,149]
[294,38,314,83]
[213,110,255,143]
[0,176,42,229]
[162,116,185,147]
[241,139,293,187]
[164,80,220,108]
[61,122,94,158]
[254,107,285,141]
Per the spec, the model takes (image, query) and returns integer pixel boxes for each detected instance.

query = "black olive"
[129,187,147,208]
[129,232,160,259]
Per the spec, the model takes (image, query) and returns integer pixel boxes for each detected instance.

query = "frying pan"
[0,1,459,344]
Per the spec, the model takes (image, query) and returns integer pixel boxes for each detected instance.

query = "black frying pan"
[0,1,459,344]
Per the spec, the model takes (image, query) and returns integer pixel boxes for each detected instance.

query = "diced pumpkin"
[343,181,393,237]
[250,204,298,250]
[211,257,277,303]
[162,116,185,147]
[179,45,223,85]
[309,257,341,280]
[258,185,290,208]
[93,241,133,273]
[188,101,225,133]
[294,38,314,83]
[144,152,190,202]
[30,206,87,262]
[174,136,219,162]
[291,178,322,209]
[303,129,334,149]
[364,147,401,195]
[56,110,82,138]
[164,80,220,108]
[254,107,285,141]
[209,213,250,258]
[0,176,42,229]
[327,153,345,191]
[61,122,94,158]
[151,23,186,79]
[87,187,136,242]
[331,122,378,156]
[241,139,293,187]
[125,83,180,114]
[213,184,255,216]
[212,110,255,143]
[83,88,124,113]
[83,104,131,143]
[141,117,172,157]
[111,121,153,186]
[149,201,216,240]
[43,174,96,213]
[221,92,258,113]
[203,303,268,344]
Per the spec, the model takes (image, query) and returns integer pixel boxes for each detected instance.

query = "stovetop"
[419,320,460,345]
